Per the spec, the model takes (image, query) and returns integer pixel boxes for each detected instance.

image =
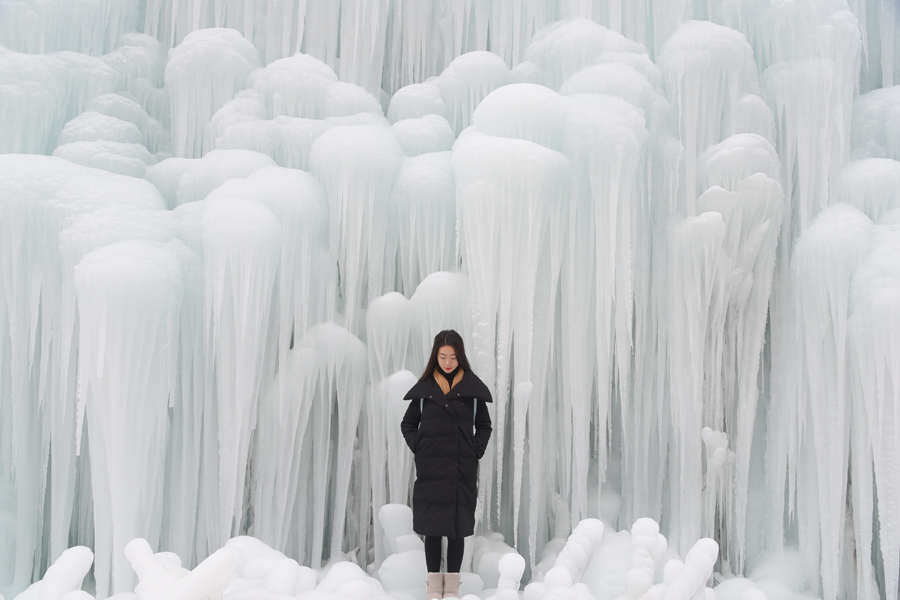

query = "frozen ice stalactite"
[292,324,367,566]
[0,51,120,154]
[309,125,404,334]
[52,141,156,178]
[755,3,861,302]
[559,62,669,130]
[391,115,455,157]
[762,55,858,242]
[391,154,457,296]
[202,198,280,549]
[467,82,572,558]
[165,29,260,158]
[367,294,414,382]
[322,82,386,119]
[387,83,448,124]
[100,33,169,125]
[693,131,784,573]
[75,240,184,596]
[204,166,332,366]
[863,0,900,89]
[665,212,726,556]
[163,149,277,208]
[249,54,338,120]
[438,52,510,136]
[453,126,569,551]
[657,21,759,214]
[367,372,418,569]
[57,112,143,146]
[721,174,783,573]
[767,204,873,600]
[561,91,647,528]
[338,0,390,97]
[0,156,171,593]
[525,19,646,92]
[250,346,317,556]
[0,0,138,55]
[848,210,900,600]
[89,94,170,155]
[852,85,900,161]
[835,158,900,222]
[473,83,568,150]
[697,135,780,193]
[363,294,415,567]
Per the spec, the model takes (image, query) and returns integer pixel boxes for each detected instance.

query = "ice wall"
[1,2,900,600]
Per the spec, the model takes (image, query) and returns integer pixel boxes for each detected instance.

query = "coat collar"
[404,369,493,402]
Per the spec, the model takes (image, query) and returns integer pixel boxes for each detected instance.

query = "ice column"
[453,126,569,549]
[665,212,726,556]
[773,204,873,600]
[75,240,184,596]
[438,52,510,136]
[339,0,390,97]
[390,152,457,296]
[309,124,404,333]
[165,28,260,158]
[297,324,367,565]
[657,21,759,215]
[696,134,784,571]
[202,197,280,548]
[561,91,647,526]
[250,346,318,554]
[848,210,900,600]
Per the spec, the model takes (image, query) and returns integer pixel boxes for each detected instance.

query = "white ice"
[2,4,900,600]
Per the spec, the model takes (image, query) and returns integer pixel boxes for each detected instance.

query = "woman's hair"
[419,330,471,381]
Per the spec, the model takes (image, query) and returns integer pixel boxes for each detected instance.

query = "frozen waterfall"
[1,1,900,600]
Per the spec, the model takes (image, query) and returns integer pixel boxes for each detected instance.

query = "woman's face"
[437,345,459,373]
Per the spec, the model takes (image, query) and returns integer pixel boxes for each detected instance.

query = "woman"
[401,330,492,600]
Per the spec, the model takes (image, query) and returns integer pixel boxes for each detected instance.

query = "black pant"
[424,536,464,572]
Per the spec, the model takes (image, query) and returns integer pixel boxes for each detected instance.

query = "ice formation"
[1,2,899,600]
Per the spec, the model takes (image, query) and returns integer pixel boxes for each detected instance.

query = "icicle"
[852,86,900,162]
[657,20,759,215]
[75,240,184,595]
[786,204,873,600]
[0,51,120,155]
[527,19,647,91]
[438,52,510,136]
[409,272,472,363]
[387,83,448,123]
[165,28,260,158]
[308,124,404,334]
[848,209,900,600]
[834,158,900,222]
[391,115,455,157]
[202,197,281,549]
[453,127,569,553]
[338,0,391,97]
[666,211,726,555]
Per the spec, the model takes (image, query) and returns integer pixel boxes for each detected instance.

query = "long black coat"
[401,370,492,538]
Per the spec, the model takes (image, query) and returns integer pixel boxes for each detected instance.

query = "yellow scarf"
[434,368,464,395]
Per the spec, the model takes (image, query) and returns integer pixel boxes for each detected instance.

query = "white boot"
[442,573,461,599]
[426,573,443,600]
